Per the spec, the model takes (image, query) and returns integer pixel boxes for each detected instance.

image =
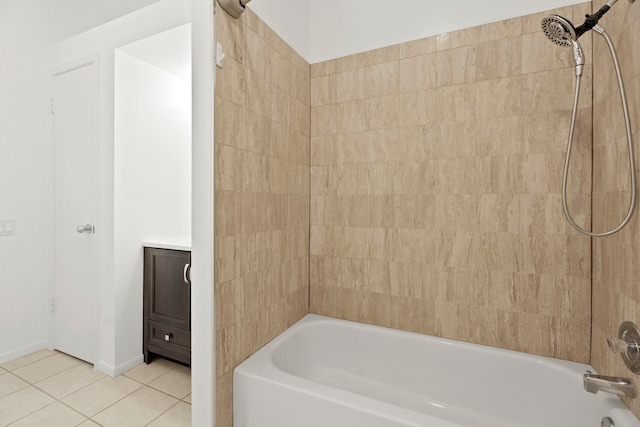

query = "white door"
[52,58,99,364]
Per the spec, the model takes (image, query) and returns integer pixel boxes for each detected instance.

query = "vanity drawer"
[148,320,190,349]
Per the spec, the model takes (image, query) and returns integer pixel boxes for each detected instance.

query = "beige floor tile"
[77,421,100,427]
[148,366,191,399]
[12,353,81,384]
[62,375,142,417]
[0,373,29,398]
[2,351,192,426]
[92,387,178,427]
[1,350,58,372]
[170,363,190,375]
[8,402,86,427]
[0,386,55,426]
[36,363,105,399]
[123,359,177,385]
[147,401,191,427]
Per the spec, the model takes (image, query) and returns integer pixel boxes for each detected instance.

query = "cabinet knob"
[164,333,172,342]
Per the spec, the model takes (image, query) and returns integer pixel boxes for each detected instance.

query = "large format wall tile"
[214,8,310,427]
[309,2,594,364]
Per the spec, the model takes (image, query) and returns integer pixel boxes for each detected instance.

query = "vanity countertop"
[142,240,191,251]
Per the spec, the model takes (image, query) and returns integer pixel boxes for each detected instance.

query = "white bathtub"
[234,315,640,427]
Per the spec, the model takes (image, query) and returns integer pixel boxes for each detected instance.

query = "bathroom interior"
[2,0,640,425]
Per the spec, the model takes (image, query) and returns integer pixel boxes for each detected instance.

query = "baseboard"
[95,354,144,377]
[115,354,144,376]
[0,340,48,364]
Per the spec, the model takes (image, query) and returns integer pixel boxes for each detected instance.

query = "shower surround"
[215,1,640,425]
[214,7,311,427]
[310,1,593,364]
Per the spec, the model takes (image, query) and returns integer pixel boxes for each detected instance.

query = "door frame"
[46,53,101,364]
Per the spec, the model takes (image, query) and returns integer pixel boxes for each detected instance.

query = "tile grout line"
[89,368,191,425]
[0,372,30,397]
[6,399,90,427]
[6,352,84,386]
[2,353,91,426]
[143,400,184,427]
[29,370,106,425]
[0,352,59,375]
[89,384,189,426]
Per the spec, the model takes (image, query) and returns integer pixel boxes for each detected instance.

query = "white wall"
[114,46,191,367]
[246,0,587,63]
[0,52,50,362]
[307,0,588,63]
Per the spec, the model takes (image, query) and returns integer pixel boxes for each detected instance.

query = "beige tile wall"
[214,7,310,427]
[213,0,640,423]
[309,3,594,363]
[591,0,640,418]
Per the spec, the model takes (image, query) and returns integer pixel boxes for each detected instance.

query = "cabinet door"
[144,248,191,329]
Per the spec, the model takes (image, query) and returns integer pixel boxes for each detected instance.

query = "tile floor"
[0,350,191,427]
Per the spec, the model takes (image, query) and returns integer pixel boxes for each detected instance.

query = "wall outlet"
[0,219,15,237]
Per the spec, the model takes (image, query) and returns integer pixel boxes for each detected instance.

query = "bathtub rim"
[266,314,592,375]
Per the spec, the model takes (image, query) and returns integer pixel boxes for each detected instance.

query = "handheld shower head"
[539,0,638,237]
[541,15,586,76]
[541,15,578,46]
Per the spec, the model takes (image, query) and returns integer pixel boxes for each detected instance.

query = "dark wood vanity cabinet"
[143,247,191,366]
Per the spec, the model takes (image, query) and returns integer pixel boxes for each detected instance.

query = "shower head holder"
[541,0,618,47]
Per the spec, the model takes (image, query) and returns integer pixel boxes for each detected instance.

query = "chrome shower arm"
[572,0,626,39]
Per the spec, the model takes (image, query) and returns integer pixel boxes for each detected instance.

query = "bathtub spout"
[584,371,636,397]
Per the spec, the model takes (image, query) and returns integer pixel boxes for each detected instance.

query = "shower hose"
[563,24,637,237]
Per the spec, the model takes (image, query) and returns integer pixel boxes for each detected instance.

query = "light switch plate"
[0,219,15,236]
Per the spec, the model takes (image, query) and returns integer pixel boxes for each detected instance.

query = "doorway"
[45,1,214,424]
[113,22,192,373]
[51,56,100,364]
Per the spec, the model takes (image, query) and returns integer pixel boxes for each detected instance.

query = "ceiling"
[0,0,162,58]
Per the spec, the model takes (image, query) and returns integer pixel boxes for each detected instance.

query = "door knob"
[76,224,95,234]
